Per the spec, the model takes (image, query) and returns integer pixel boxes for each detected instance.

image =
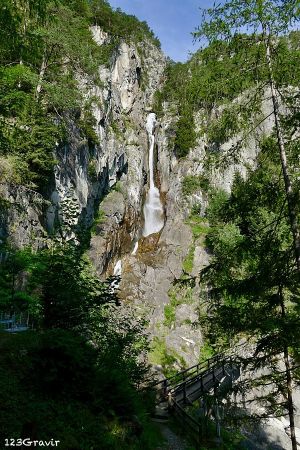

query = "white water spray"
[113,260,122,277]
[110,259,122,292]
[131,241,139,255]
[143,113,164,237]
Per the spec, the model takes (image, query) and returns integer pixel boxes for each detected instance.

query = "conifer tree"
[203,138,300,449]
[195,0,300,272]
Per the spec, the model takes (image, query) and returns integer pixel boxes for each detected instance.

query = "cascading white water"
[110,259,122,292]
[143,113,164,237]
[131,241,139,255]
[113,260,122,276]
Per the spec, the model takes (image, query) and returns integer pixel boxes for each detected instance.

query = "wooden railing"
[153,353,226,398]
[153,354,235,447]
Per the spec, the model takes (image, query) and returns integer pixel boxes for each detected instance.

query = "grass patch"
[164,304,176,328]
[91,208,106,235]
[185,214,210,240]
[149,337,186,378]
[183,244,195,273]
[164,285,195,328]
[199,341,215,363]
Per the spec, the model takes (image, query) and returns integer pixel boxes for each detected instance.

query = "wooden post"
[183,382,187,404]
[198,419,202,447]
[167,391,172,410]
[215,398,221,446]
[163,379,168,398]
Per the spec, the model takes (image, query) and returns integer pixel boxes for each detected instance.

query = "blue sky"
[109,0,211,62]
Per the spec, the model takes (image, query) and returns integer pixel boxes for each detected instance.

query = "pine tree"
[202,137,300,449]
[195,0,300,273]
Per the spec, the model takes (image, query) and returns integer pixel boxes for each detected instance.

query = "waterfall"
[113,260,122,276]
[131,241,139,255]
[110,259,122,292]
[143,113,164,237]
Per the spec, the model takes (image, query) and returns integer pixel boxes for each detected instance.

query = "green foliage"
[199,341,215,363]
[156,29,300,157]
[149,337,186,378]
[0,0,160,189]
[79,110,100,148]
[0,155,32,185]
[194,0,299,43]
[88,159,98,180]
[205,189,229,225]
[206,106,240,144]
[0,324,156,449]
[91,0,160,48]
[202,137,300,354]
[91,207,106,235]
[182,175,210,196]
[0,244,114,328]
[174,107,197,157]
[185,213,210,240]
[182,244,195,274]
[0,241,157,449]
[164,304,176,328]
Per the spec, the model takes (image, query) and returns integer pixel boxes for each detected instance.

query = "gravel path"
[156,423,190,450]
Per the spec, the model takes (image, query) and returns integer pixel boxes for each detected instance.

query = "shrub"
[182,175,210,196]
[174,108,197,157]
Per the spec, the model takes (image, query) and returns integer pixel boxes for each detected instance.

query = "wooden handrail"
[164,356,235,447]
[152,353,225,390]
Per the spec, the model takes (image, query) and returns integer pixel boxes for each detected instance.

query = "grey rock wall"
[1,29,166,254]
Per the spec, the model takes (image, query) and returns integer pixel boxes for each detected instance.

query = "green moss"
[182,244,195,274]
[164,304,176,328]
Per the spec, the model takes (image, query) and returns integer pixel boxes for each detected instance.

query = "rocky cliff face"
[0,25,279,370]
[113,86,282,371]
[1,28,165,252]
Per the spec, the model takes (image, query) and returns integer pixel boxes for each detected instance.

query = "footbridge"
[153,354,239,447]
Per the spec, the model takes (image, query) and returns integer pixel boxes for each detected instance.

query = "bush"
[174,108,197,157]
[182,175,210,196]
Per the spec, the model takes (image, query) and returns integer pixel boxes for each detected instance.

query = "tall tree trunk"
[279,287,297,450]
[265,35,300,272]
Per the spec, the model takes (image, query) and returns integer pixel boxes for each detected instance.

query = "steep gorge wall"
[1,29,166,258]
[116,91,279,370]
[0,23,279,372]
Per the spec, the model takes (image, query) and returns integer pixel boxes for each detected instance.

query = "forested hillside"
[0,0,159,189]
